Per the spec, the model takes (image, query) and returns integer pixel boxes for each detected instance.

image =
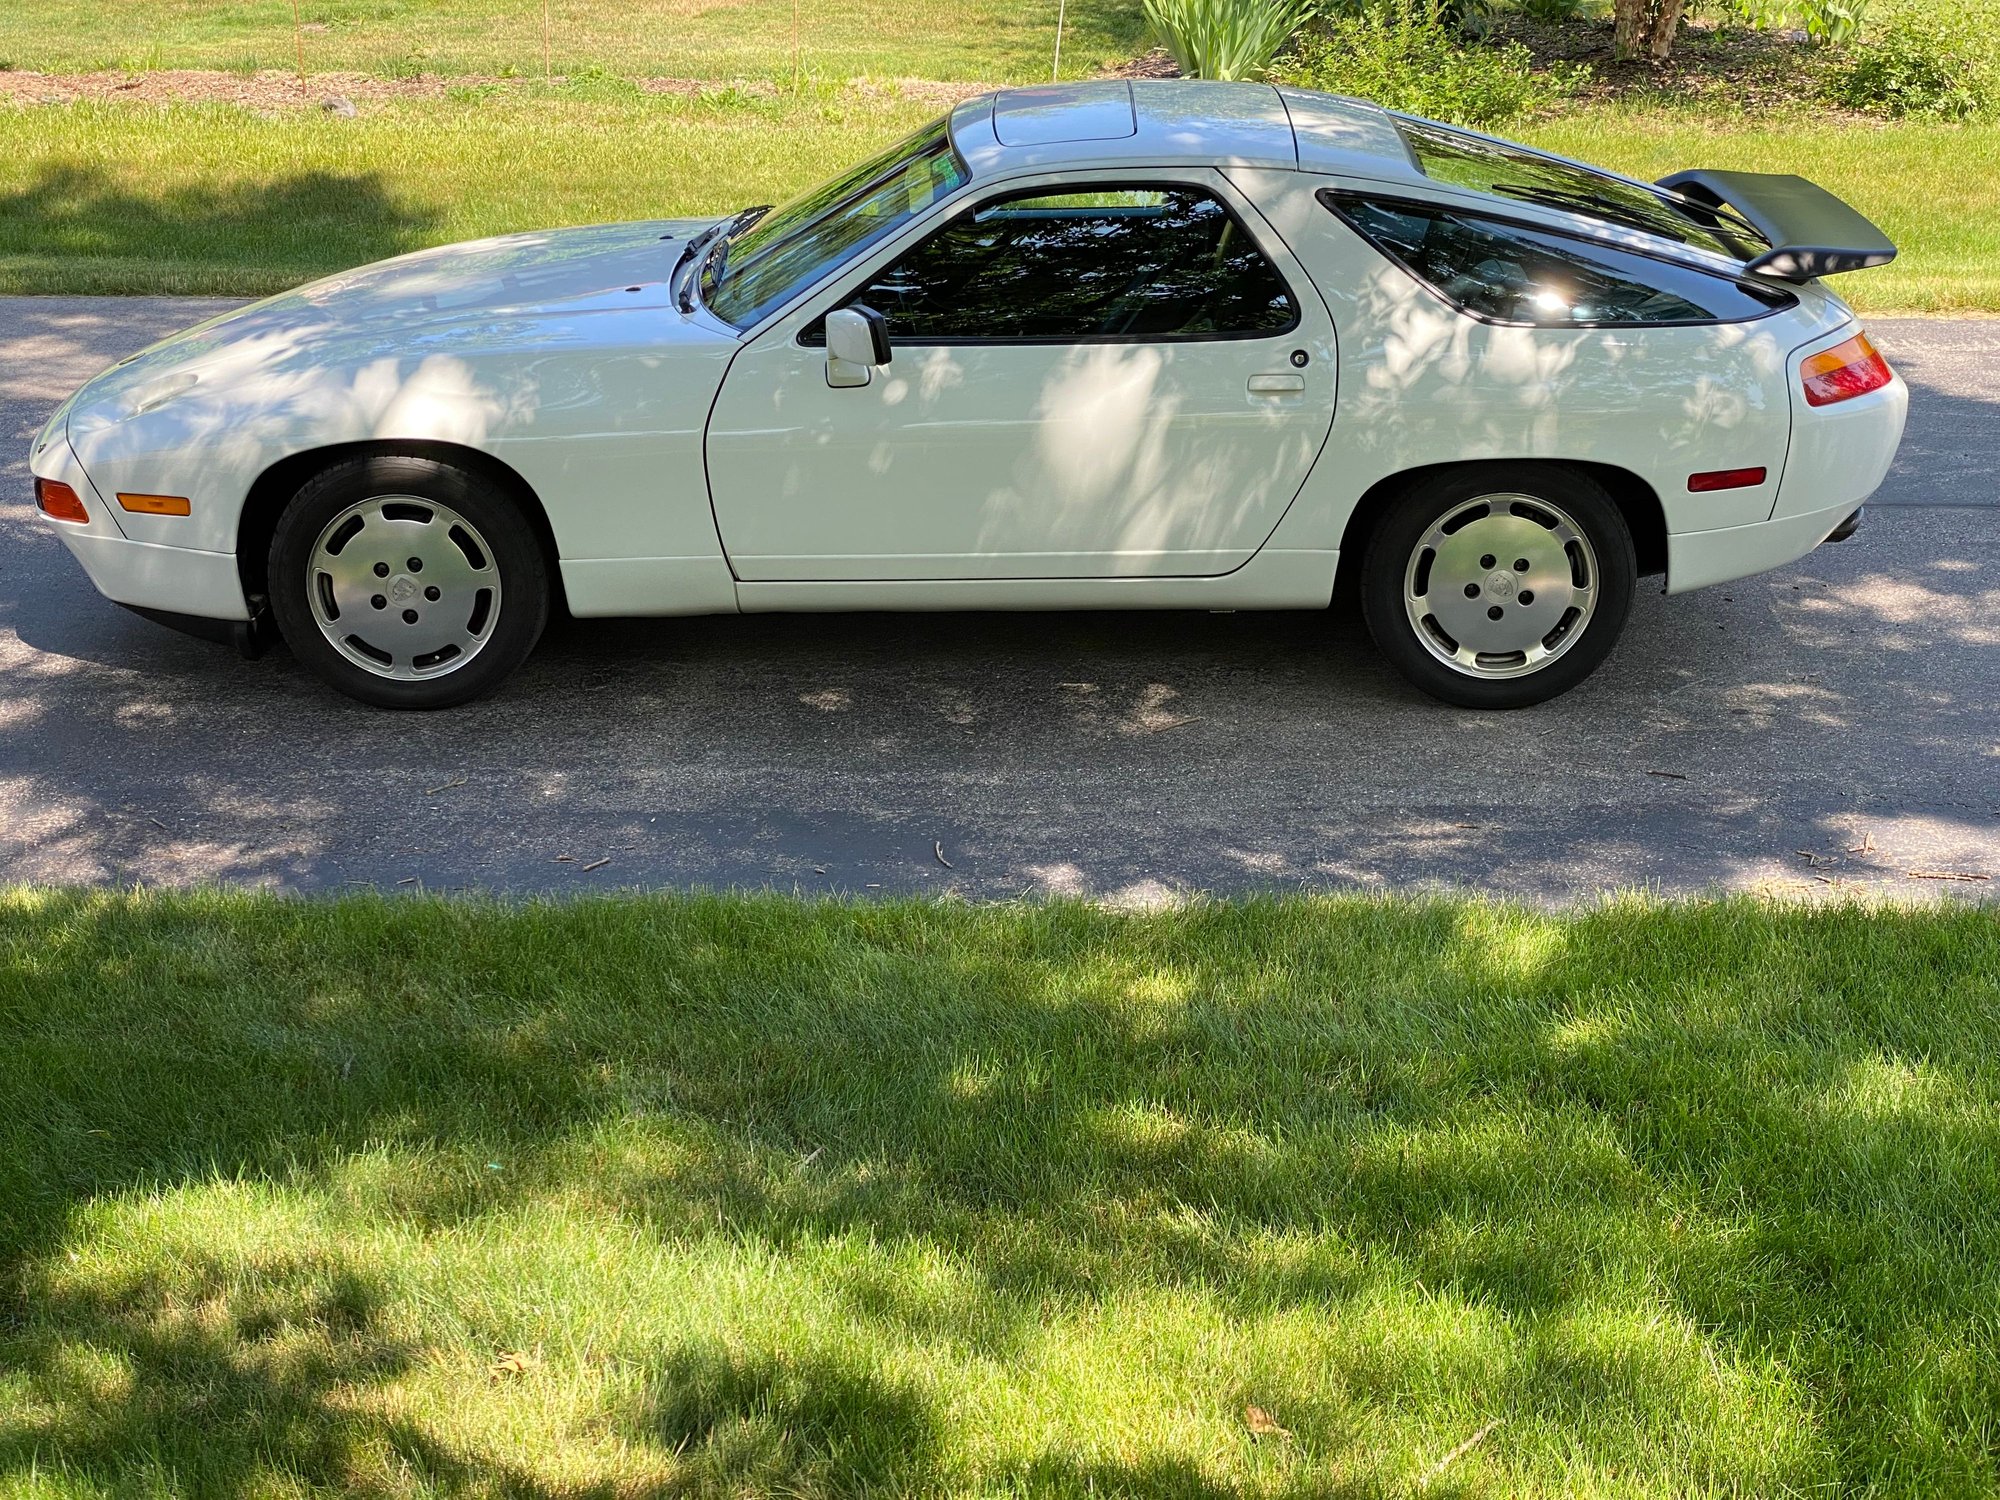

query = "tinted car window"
[1395,117,1765,262]
[831,186,1298,342]
[1333,195,1792,326]
[706,121,968,330]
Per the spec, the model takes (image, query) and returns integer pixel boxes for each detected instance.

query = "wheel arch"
[1335,459,1667,585]
[236,440,566,612]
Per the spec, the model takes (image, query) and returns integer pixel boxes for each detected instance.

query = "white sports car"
[30,81,1907,709]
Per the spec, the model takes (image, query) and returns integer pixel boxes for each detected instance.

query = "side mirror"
[825,304,891,388]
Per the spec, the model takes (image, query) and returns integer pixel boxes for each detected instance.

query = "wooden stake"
[1052,0,1067,81]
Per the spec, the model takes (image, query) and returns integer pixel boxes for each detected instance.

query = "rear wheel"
[268,455,549,709]
[1361,465,1636,709]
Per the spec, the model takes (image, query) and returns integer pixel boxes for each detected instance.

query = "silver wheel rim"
[1402,493,1598,680]
[305,494,503,681]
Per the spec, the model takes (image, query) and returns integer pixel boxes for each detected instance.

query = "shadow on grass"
[2,894,1999,1492]
[0,162,441,287]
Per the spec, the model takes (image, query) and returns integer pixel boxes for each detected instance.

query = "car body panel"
[1231,167,1853,552]
[29,82,1908,641]
[704,166,1339,581]
[48,219,739,615]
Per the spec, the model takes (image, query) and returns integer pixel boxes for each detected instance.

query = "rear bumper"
[1668,330,1905,595]
[1667,497,1869,595]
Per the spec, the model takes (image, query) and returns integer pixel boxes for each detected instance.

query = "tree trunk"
[1612,0,1685,60]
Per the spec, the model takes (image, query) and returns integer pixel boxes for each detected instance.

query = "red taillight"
[1801,332,1893,407]
[1688,466,1768,492]
[34,477,89,524]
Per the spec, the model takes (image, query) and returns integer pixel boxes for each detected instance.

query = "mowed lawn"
[4,890,2000,1496]
[3,91,1997,309]
[0,0,1142,83]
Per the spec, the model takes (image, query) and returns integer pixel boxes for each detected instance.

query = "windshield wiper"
[694,204,771,307]
[672,220,725,313]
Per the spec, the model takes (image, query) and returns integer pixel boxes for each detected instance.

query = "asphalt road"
[3,298,1995,902]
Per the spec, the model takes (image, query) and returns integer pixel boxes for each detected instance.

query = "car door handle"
[1247,374,1306,395]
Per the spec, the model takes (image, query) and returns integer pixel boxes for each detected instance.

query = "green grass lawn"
[5,889,2000,1496]
[0,0,1143,84]
[1,91,1993,309]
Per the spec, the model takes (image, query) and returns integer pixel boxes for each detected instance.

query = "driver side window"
[828,184,1299,344]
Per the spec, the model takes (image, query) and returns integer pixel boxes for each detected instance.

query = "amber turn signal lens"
[117,492,193,517]
[1801,333,1893,408]
[1687,466,1768,492]
[34,477,89,524]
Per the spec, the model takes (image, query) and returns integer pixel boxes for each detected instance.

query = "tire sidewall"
[1360,464,1637,710]
[268,455,549,709]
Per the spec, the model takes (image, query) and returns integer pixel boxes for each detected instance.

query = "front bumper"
[53,528,253,621]
[32,431,253,621]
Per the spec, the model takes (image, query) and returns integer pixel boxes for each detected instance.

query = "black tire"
[267,455,550,709]
[1359,464,1636,710]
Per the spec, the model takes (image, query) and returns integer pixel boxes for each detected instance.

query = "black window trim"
[798,177,1304,350]
[1319,187,1797,332]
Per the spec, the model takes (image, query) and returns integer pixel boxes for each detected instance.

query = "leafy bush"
[1826,18,1993,115]
[1797,0,1869,44]
[1274,2,1584,126]
[1142,0,1318,80]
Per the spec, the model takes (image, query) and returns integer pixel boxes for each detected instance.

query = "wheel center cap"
[389,574,420,603]
[1485,570,1518,601]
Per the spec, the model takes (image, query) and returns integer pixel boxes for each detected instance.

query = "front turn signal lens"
[34,477,89,524]
[117,492,193,517]
[1801,332,1893,408]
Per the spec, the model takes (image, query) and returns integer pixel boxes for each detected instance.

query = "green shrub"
[1797,0,1869,44]
[1142,0,1318,80]
[1826,19,1992,116]
[1274,2,1584,126]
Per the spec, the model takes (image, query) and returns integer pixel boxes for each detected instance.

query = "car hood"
[60,217,729,434]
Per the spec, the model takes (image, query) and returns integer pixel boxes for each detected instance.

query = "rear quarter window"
[1327,193,1795,328]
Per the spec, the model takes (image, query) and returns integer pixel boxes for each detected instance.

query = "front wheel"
[268,455,550,709]
[1360,465,1636,709]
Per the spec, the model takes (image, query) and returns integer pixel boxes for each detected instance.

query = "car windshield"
[703,120,970,329]
[1394,116,1767,262]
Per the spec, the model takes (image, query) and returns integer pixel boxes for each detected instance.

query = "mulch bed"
[0,67,995,112]
[1493,16,1843,109]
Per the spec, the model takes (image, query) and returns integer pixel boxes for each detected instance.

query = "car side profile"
[29,81,1908,709]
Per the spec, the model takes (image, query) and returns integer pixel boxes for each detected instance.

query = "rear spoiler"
[1656,169,1896,283]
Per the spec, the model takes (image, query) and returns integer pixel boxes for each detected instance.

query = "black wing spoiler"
[1657,169,1896,282]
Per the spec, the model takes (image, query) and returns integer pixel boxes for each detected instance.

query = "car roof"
[947,80,1425,185]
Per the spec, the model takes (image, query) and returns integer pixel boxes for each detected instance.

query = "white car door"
[704,171,1337,581]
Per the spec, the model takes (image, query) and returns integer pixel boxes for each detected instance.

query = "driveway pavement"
[3,297,1995,902]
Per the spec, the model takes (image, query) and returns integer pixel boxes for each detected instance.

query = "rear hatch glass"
[1394,116,1769,262]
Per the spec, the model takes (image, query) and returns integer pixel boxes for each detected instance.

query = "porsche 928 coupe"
[29,81,1908,708]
